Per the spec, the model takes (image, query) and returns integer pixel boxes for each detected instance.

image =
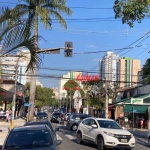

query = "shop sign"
[131,99,143,104]
[76,74,100,82]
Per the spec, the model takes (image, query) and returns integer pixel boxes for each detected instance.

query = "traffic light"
[65,42,73,57]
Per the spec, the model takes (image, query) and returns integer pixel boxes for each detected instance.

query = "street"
[0,118,149,150]
[51,123,149,150]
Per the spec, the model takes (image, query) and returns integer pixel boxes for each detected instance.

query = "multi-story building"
[117,56,141,88]
[58,71,82,100]
[100,51,119,82]
[1,48,32,85]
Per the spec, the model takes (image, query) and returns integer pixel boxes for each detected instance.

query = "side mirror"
[56,140,61,145]
[54,127,59,131]
[91,124,97,128]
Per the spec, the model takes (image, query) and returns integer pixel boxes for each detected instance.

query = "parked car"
[51,112,62,123]
[65,113,71,121]
[147,130,150,147]
[24,120,59,137]
[76,117,135,150]
[66,114,91,131]
[0,110,6,120]
[2,125,61,150]
[36,112,48,120]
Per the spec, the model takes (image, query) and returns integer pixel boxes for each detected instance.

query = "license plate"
[121,139,127,143]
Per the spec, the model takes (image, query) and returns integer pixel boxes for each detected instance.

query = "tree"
[113,0,149,27]
[8,0,72,120]
[142,58,150,83]
[63,79,82,112]
[25,82,58,109]
[0,7,39,70]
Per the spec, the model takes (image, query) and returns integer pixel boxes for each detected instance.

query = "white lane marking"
[65,134,75,140]
[56,134,62,140]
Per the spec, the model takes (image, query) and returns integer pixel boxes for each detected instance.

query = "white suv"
[147,130,150,147]
[76,117,135,150]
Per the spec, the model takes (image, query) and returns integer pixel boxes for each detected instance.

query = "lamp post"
[132,107,134,130]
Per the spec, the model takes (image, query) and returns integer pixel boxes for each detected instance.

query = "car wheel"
[72,124,78,131]
[97,136,105,150]
[77,132,84,144]
[148,138,150,147]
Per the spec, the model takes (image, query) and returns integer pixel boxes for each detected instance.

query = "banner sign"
[76,74,100,82]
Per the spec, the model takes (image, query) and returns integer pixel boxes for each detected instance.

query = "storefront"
[115,94,150,129]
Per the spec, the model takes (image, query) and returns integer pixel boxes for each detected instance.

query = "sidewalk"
[0,118,26,145]
[127,128,148,138]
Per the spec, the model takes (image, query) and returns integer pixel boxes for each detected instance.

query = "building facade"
[117,57,141,88]
[100,51,119,82]
[1,48,32,85]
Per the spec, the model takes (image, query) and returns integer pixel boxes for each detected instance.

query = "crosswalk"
[56,133,76,141]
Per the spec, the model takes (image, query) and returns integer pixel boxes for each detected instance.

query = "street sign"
[36,48,60,54]
[133,110,138,113]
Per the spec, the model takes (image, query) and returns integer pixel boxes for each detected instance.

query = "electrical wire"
[1,72,145,84]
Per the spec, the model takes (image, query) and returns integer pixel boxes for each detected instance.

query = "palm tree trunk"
[29,7,38,121]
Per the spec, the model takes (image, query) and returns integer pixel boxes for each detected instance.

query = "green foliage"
[25,82,57,108]
[142,58,150,83]
[114,0,149,27]
[0,7,40,70]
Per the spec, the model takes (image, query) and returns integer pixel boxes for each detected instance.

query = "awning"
[123,105,149,114]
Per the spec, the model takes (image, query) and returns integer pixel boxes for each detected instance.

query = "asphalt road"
[52,123,149,150]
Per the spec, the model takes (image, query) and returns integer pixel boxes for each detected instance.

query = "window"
[90,119,97,126]
[98,120,122,129]
[5,130,53,148]
[83,119,91,126]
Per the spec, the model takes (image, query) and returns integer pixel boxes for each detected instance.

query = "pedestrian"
[8,109,12,122]
[6,108,10,122]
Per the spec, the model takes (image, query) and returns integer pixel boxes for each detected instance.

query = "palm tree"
[0,7,40,70]
[9,0,72,120]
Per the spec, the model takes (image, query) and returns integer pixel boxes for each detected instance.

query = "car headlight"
[103,131,115,137]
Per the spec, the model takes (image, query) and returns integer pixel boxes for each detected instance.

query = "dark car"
[36,112,48,120]
[2,125,61,150]
[51,112,62,123]
[66,114,91,131]
[24,120,59,136]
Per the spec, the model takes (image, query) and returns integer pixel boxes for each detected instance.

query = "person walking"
[8,109,12,122]
[6,108,10,122]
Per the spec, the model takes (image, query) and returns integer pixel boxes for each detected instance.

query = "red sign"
[76,74,100,82]
[17,92,23,97]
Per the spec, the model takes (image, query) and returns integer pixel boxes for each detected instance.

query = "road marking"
[65,134,75,140]
[56,134,62,140]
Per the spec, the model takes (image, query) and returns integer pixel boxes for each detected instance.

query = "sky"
[1,0,150,88]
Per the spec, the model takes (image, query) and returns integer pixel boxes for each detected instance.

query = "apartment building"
[117,56,141,88]
[100,51,119,82]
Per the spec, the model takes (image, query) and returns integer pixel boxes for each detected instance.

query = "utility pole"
[132,107,134,130]
[10,56,22,129]
[103,78,109,119]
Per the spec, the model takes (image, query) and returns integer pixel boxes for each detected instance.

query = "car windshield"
[5,130,53,149]
[53,113,61,116]
[98,120,122,129]
[37,112,47,117]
